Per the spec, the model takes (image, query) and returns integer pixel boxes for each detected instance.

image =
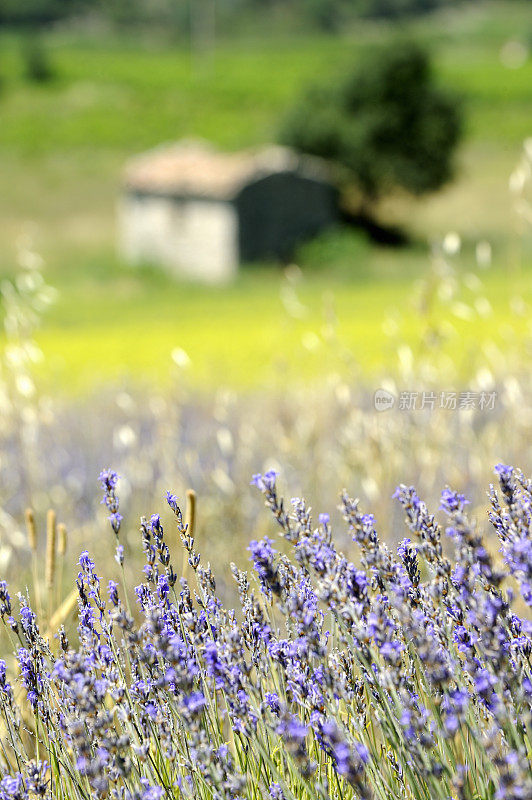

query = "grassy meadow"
[0,1,532,391]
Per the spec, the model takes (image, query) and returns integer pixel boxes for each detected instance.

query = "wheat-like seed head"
[185,488,196,539]
[46,509,57,589]
[24,508,37,552]
[58,523,67,557]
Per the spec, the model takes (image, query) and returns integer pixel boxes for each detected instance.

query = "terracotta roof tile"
[123,140,332,199]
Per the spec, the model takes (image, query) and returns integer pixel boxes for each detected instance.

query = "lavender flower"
[248,537,281,596]
[439,488,468,514]
[0,465,531,800]
[99,468,122,536]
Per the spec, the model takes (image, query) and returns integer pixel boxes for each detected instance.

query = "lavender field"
[2,0,532,797]
[1,462,532,800]
[1,222,532,796]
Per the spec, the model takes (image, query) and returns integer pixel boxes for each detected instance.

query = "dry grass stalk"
[58,523,67,557]
[24,508,37,552]
[182,488,197,582]
[48,588,78,632]
[46,509,57,621]
[25,507,43,620]
[45,509,56,590]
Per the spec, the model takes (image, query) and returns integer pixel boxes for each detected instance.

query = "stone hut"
[119,141,338,283]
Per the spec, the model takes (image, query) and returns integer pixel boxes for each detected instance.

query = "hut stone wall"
[118,193,239,283]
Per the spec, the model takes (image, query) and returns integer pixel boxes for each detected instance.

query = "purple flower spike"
[166,491,179,512]
[98,468,121,536]
[250,470,278,492]
[440,487,468,514]
[494,464,513,480]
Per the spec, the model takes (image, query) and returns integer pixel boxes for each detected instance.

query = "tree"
[279,41,462,207]
[0,0,84,25]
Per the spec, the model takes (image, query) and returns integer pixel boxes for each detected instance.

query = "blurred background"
[0,0,532,605]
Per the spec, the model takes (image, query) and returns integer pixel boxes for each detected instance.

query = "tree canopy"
[279,41,463,202]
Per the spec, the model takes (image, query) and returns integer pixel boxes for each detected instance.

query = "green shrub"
[0,0,82,25]
[353,0,457,18]
[305,0,342,31]
[21,34,54,83]
[279,41,463,203]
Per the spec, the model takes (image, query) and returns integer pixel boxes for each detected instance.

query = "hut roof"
[123,140,333,200]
